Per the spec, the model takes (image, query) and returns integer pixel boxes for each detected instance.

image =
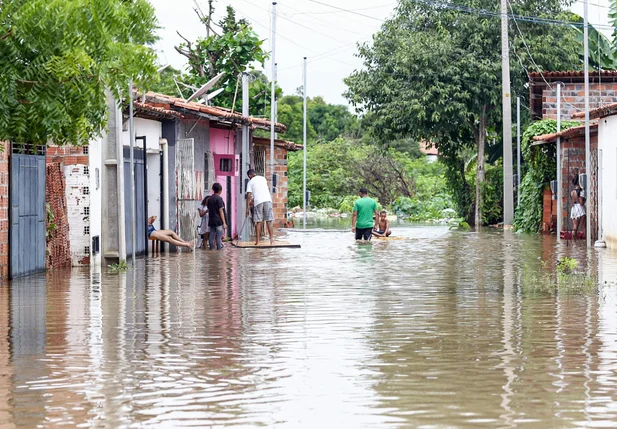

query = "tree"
[174,2,270,114]
[345,0,580,225]
[0,0,159,146]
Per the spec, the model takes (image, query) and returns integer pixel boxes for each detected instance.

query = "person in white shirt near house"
[246,169,274,245]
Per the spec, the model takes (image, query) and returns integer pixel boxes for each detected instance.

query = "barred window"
[82,186,90,195]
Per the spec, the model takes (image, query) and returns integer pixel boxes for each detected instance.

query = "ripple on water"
[1,227,617,427]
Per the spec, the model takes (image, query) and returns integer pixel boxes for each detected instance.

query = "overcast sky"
[149,0,611,107]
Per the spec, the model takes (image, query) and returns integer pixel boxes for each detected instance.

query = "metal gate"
[123,147,146,258]
[10,152,46,279]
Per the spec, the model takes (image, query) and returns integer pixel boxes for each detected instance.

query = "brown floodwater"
[2,226,617,428]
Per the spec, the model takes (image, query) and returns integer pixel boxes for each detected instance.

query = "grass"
[107,260,128,272]
[521,257,596,296]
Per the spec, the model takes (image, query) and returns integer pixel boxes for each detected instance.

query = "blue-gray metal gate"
[123,147,146,258]
[10,152,46,279]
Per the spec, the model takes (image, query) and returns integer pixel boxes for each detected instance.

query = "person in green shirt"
[352,188,379,241]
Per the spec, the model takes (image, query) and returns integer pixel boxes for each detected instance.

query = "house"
[532,124,599,241]
[570,102,617,249]
[89,91,298,267]
[529,71,617,120]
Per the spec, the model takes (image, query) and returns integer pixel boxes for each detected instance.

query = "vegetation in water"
[108,261,128,272]
[522,257,596,295]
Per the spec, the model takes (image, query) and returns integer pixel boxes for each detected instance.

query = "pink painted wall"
[209,128,238,237]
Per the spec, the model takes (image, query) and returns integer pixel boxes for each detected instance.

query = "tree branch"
[0,28,12,40]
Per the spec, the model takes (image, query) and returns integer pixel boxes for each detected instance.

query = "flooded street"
[3,227,617,428]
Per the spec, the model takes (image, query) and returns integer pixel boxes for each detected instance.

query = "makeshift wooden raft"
[231,241,301,249]
[371,236,406,241]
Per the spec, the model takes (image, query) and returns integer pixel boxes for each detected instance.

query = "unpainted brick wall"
[0,144,9,280]
[542,83,617,120]
[46,163,71,268]
[558,135,598,240]
[263,145,290,227]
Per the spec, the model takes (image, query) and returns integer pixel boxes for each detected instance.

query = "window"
[204,152,211,192]
[84,226,90,235]
[82,146,89,155]
[253,147,266,177]
[84,166,89,176]
[82,186,90,195]
[84,207,90,216]
[220,157,233,173]
[84,246,90,255]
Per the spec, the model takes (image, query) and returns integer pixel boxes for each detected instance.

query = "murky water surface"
[3,227,617,428]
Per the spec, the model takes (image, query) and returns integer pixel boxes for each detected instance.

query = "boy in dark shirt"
[206,183,227,250]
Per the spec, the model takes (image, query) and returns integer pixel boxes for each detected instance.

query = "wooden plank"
[231,241,301,249]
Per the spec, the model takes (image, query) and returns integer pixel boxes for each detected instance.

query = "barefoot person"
[148,216,193,251]
[571,190,586,239]
[352,187,379,241]
[246,169,274,245]
[206,182,227,250]
[373,210,392,238]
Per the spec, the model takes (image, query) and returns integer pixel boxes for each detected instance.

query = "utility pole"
[270,2,277,194]
[516,96,521,207]
[274,63,278,139]
[583,0,592,247]
[128,81,136,266]
[501,0,514,225]
[303,57,308,229]
[556,83,562,240]
[241,72,250,242]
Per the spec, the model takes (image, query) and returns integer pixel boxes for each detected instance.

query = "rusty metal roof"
[253,136,303,152]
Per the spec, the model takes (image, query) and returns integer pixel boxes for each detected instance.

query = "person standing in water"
[246,169,274,245]
[352,188,379,241]
[206,182,227,250]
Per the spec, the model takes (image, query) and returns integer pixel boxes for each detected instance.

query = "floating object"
[232,241,301,249]
[372,236,406,241]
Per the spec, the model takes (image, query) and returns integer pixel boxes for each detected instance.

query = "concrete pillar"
[101,92,127,265]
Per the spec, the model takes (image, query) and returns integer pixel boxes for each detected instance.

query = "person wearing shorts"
[246,169,274,245]
[352,188,379,241]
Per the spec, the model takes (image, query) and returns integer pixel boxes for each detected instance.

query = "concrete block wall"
[0,145,9,280]
[64,165,90,266]
[542,83,617,120]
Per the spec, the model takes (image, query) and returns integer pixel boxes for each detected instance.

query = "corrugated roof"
[135,92,287,133]
[253,136,303,152]
[532,123,598,144]
[529,71,617,79]
[571,102,617,120]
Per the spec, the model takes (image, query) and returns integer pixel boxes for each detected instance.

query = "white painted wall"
[122,118,163,230]
[65,164,91,266]
[599,115,617,249]
[121,118,162,151]
[89,137,103,269]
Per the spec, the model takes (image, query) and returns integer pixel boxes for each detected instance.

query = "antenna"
[204,88,224,104]
[187,72,225,102]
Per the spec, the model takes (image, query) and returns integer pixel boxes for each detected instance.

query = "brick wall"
[46,145,90,266]
[542,187,556,232]
[0,144,9,280]
[542,83,617,120]
[263,145,290,227]
[46,163,71,268]
[558,135,598,240]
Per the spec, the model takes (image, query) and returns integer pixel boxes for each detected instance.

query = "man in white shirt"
[246,169,274,245]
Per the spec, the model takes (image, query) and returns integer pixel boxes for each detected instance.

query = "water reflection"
[0,228,617,427]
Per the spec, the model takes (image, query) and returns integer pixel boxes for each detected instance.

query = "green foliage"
[0,0,159,146]
[287,138,452,216]
[557,257,578,275]
[513,120,579,233]
[573,1,617,69]
[108,261,128,272]
[168,4,272,116]
[277,95,359,144]
[448,218,471,230]
[522,259,595,295]
[344,0,581,224]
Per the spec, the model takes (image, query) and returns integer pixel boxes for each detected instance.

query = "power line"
[306,0,387,22]
[277,3,369,37]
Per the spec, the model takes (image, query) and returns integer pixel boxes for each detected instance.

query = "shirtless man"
[372,210,392,238]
